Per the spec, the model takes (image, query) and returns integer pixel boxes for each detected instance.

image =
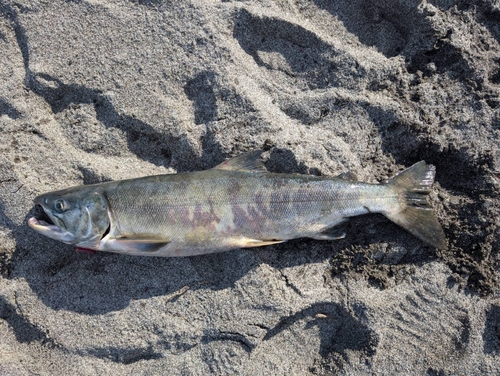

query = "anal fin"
[310,221,348,241]
[232,236,284,248]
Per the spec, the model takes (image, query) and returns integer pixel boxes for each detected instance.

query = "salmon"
[28,151,447,256]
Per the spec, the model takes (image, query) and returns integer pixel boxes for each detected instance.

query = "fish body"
[29,151,447,256]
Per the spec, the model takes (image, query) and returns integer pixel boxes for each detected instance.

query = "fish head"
[28,187,110,249]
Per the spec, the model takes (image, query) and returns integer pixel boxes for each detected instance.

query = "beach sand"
[0,0,499,374]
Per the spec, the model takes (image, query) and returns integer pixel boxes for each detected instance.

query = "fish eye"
[54,199,66,212]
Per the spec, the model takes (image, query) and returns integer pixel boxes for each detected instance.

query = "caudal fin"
[384,161,447,250]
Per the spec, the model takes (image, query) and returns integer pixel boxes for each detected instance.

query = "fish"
[28,150,447,256]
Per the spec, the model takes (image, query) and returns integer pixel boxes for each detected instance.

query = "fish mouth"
[28,205,75,243]
[28,217,62,233]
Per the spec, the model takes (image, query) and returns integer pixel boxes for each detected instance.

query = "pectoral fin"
[101,235,171,254]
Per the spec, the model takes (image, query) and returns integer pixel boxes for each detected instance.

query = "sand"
[0,0,499,374]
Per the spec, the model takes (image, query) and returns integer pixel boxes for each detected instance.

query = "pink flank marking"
[76,247,96,254]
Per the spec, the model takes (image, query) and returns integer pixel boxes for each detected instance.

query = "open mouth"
[28,204,56,228]
[29,204,54,224]
[28,217,61,231]
[28,204,72,242]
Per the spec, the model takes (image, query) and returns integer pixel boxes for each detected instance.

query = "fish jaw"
[28,217,77,243]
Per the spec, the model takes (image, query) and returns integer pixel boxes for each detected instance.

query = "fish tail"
[383,161,447,249]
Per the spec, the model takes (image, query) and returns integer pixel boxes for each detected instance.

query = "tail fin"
[384,161,447,250]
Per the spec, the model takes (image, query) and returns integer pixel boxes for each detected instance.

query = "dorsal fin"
[213,150,266,172]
